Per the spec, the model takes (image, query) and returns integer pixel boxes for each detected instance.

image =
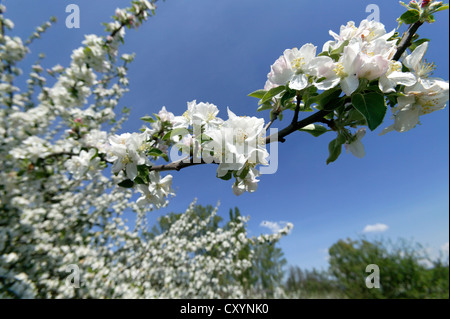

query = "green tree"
[328,238,449,299]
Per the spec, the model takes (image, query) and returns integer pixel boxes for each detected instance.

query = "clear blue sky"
[4,0,449,270]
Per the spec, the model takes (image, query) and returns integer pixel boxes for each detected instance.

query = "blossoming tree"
[0,0,448,298]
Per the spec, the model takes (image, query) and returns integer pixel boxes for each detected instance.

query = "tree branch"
[146,20,425,173]
[149,157,216,172]
[393,21,424,61]
[291,94,302,125]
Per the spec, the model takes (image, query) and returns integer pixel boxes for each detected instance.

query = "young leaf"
[140,115,155,123]
[298,124,329,137]
[218,170,233,181]
[351,92,387,131]
[257,102,273,112]
[137,165,150,183]
[162,127,189,141]
[248,89,267,99]
[148,148,164,157]
[326,138,343,165]
[118,179,134,188]
[434,4,449,12]
[239,166,250,179]
[134,177,147,185]
[399,10,420,25]
[313,88,342,110]
[259,86,285,105]
[280,89,297,108]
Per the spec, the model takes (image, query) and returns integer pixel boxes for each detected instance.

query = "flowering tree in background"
[0,0,448,298]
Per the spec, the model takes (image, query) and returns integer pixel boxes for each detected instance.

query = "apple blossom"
[381,79,449,134]
[65,149,101,180]
[378,60,417,93]
[265,44,318,91]
[106,132,150,180]
[344,128,366,158]
[403,42,438,88]
[136,172,174,208]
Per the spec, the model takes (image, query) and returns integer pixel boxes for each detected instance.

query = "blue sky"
[4,0,449,270]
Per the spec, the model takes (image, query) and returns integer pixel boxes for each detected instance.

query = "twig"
[264,114,278,131]
[291,94,302,125]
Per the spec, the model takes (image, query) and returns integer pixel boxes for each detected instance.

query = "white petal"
[227,107,237,119]
[404,42,428,70]
[388,71,417,87]
[314,77,341,91]
[298,43,317,62]
[289,74,308,91]
[394,108,420,132]
[126,163,138,180]
[348,140,365,158]
[341,75,359,96]
[246,180,258,193]
[232,182,246,196]
[379,75,395,93]
[379,124,395,136]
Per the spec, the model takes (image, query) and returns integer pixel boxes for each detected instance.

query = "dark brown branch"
[291,94,302,125]
[392,21,424,61]
[264,116,277,131]
[265,109,332,143]
[318,118,337,131]
[149,157,216,172]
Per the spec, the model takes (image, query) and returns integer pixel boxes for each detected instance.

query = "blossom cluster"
[100,98,270,208]
[259,17,448,160]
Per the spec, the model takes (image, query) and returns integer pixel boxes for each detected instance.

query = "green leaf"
[257,102,273,112]
[399,10,420,25]
[318,51,330,57]
[148,148,164,157]
[88,148,98,160]
[330,40,350,56]
[239,166,250,179]
[280,90,297,108]
[140,115,155,123]
[346,108,367,124]
[218,171,233,181]
[315,88,343,111]
[409,38,430,52]
[425,14,435,23]
[137,165,150,182]
[248,89,267,99]
[434,4,449,12]
[118,179,134,188]
[134,177,147,185]
[298,124,329,137]
[162,127,189,141]
[259,86,286,105]
[351,93,387,131]
[326,137,343,165]
[83,47,93,55]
